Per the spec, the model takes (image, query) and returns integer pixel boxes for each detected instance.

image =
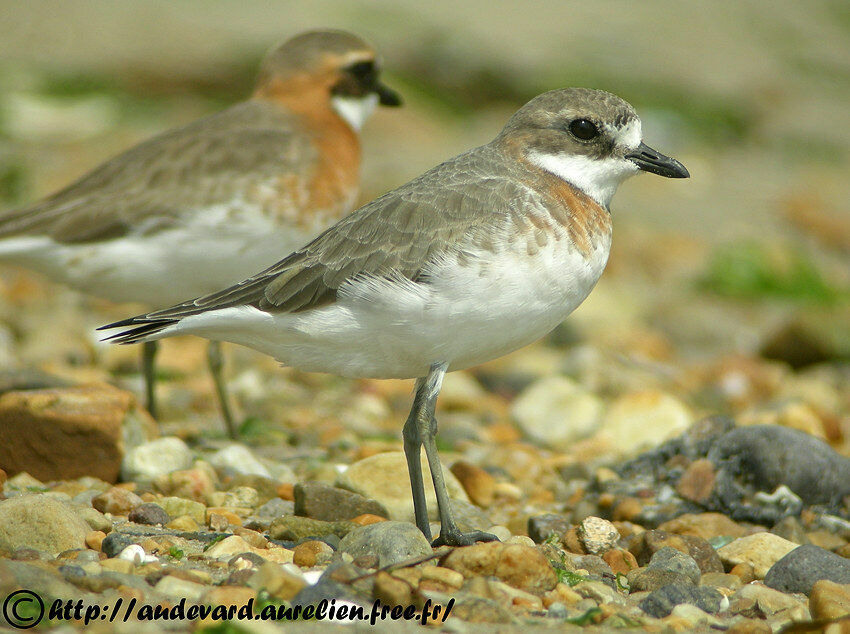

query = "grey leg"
[417,363,499,548]
[403,377,433,542]
[142,341,159,420]
[207,341,238,439]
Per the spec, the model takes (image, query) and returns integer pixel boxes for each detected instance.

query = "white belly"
[168,233,612,378]
[0,206,315,308]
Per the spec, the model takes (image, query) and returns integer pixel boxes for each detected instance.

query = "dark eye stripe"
[347,61,376,81]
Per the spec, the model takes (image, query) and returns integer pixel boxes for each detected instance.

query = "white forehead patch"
[529,151,639,208]
[612,119,642,150]
[331,93,379,131]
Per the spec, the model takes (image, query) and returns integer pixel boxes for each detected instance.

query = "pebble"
[0,385,156,483]
[85,530,106,551]
[121,437,193,481]
[648,547,701,584]
[268,516,356,541]
[294,481,388,521]
[91,486,143,516]
[77,507,111,533]
[117,544,157,565]
[127,502,170,526]
[441,542,557,593]
[629,567,694,592]
[209,444,272,478]
[293,540,334,568]
[577,516,620,555]
[154,575,207,601]
[639,584,723,618]
[336,451,468,522]
[763,544,850,594]
[600,390,692,453]
[248,562,308,600]
[708,425,850,513]
[510,376,603,448]
[809,580,850,620]
[449,460,496,507]
[675,458,716,504]
[158,496,206,524]
[252,496,293,519]
[0,495,91,555]
[153,468,216,502]
[718,533,799,579]
[338,521,431,568]
[602,548,638,574]
[527,514,571,543]
[731,582,804,617]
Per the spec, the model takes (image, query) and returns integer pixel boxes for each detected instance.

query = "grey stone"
[101,532,136,558]
[629,567,694,592]
[708,425,850,520]
[764,544,850,594]
[254,497,294,519]
[639,584,723,618]
[527,514,571,543]
[0,495,90,556]
[648,547,701,584]
[268,516,356,541]
[338,521,432,568]
[294,482,387,521]
[128,502,170,526]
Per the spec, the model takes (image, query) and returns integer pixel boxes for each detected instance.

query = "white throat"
[331,94,379,131]
[529,151,639,208]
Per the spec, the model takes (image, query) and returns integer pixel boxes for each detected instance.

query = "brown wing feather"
[0,101,312,243]
[119,147,542,328]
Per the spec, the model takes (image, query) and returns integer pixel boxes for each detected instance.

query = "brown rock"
[675,459,716,504]
[234,528,268,549]
[0,385,157,482]
[420,566,464,592]
[292,540,333,568]
[658,513,747,540]
[730,562,756,584]
[611,497,643,522]
[562,527,586,554]
[450,461,496,507]
[91,487,143,516]
[374,570,416,607]
[810,580,850,621]
[628,529,723,573]
[441,541,557,593]
[725,618,772,634]
[602,548,638,574]
[85,530,106,551]
[350,513,387,526]
[202,586,255,608]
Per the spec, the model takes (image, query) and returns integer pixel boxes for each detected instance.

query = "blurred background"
[0,1,848,459]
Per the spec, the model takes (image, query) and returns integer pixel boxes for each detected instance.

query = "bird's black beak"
[375,81,402,107]
[626,142,689,178]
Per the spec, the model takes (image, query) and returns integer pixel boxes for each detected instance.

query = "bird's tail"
[97,316,179,344]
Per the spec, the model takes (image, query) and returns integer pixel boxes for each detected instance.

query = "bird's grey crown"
[258,30,375,82]
[498,87,638,137]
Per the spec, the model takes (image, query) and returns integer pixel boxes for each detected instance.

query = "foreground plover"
[0,30,401,435]
[101,87,688,545]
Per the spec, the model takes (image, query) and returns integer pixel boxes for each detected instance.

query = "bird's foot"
[431,529,499,548]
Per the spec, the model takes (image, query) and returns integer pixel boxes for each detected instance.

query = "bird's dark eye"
[568,118,598,141]
[347,61,375,81]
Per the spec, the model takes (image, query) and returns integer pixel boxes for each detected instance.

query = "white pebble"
[117,544,157,565]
